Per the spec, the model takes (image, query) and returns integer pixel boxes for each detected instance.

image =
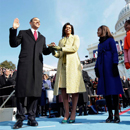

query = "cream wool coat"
[53,34,86,95]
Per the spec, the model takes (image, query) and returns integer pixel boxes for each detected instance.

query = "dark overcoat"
[121,79,130,98]
[9,28,51,97]
[95,38,123,96]
[78,70,90,103]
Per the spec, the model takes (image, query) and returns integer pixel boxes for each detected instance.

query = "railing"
[0,85,15,108]
[0,85,15,90]
[83,62,96,68]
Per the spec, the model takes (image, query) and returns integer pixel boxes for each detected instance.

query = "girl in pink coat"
[124,20,130,69]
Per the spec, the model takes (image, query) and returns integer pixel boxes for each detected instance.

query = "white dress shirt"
[31,28,38,38]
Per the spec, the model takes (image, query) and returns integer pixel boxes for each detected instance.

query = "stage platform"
[0,107,130,130]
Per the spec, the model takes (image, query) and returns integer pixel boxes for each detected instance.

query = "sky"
[0,0,126,68]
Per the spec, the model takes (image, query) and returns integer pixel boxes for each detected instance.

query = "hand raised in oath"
[13,18,20,29]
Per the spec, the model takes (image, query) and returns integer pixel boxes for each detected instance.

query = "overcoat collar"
[63,34,73,40]
[26,29,42,42]
[62,34,74,45]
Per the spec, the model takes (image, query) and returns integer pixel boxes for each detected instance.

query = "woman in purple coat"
[95,25,123,123]
[41,74,52,108]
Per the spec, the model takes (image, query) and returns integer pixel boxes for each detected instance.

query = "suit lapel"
[26,29,35,41]
[37,32,42,42]
[61,34,74,47]
[26,29,43,42]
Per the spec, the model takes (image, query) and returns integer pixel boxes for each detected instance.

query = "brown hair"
[98,25,114,39]
[30,17,38,22]
[43,74,49,79]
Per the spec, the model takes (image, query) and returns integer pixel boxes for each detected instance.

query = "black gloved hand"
[94,68,100,78]
[48,47,56,55]
[112,63,119,77]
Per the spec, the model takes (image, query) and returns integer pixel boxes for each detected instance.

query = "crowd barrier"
[0,85,17,122]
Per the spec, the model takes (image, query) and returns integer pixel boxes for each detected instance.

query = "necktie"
[34,31,37,41]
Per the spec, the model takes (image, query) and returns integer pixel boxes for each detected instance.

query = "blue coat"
[95,38,123,96]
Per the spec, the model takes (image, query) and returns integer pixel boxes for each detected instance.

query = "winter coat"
[95,38,123,96]
[9,28,51,97]
[53,34,86,95]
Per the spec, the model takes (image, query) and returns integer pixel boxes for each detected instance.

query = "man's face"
[4,69,10,77]
[30,18,40,30]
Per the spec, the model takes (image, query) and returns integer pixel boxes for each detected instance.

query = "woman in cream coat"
[49,23,86,123]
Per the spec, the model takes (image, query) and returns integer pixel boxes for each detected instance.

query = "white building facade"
[43,64,56,76]
[86,0,130,79]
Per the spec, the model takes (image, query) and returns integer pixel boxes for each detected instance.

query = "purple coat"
[42,80,52,90]
[95,38,123,96]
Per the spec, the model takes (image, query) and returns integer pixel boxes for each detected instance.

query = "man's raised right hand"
[13,18,20,29]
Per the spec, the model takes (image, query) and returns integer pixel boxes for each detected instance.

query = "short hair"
[98,25,114,39]
[125,20,130,24]
[62,23,74,37]
[30,17,38,22]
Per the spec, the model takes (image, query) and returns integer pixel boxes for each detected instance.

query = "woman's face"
[43,75,47,80]
[97,28,102,37]
[124,22,130,32]
[65,25,72,36]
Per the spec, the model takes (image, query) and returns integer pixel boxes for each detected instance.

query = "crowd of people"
[1,67,130,116]
[1,17,130,129]
[81,50,124,66]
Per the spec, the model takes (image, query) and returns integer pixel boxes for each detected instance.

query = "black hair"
[125,20,130,24]
[30,17,38,22]
[62,23,74,37]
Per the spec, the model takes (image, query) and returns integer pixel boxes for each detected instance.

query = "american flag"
[93,50,98,58]
[120,40,123,51]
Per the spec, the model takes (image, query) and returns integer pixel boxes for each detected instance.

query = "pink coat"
[124,49,130,63]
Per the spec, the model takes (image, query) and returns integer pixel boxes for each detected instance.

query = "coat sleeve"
[95,57,98,68]
[124,49,129,63]
[109,38,119,64]
[42,37,51,55]
[9,28,22,47]
[126,32,130,48]
[48,80,52,89]
[62,35,80,53]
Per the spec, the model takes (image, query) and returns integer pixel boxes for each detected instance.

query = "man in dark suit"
[121,76,130,108]
[9,18,51,129]
[78,64,91,115]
